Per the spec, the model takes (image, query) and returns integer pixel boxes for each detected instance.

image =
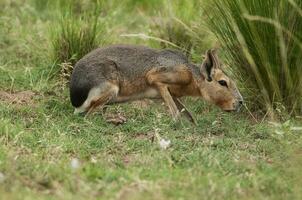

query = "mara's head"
[199,49,243,112]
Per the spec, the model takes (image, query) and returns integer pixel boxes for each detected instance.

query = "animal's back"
[70,44,190,108]
[78,44,189,79]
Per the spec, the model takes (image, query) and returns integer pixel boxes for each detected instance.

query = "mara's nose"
[239,100,243,105]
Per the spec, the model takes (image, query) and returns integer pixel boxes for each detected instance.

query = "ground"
[1,84,302,199]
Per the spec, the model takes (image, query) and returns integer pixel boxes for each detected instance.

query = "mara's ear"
[200,49,220,81]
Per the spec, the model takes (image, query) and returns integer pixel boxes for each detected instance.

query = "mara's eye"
[218,80,228,87]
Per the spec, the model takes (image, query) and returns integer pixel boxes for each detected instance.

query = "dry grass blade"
[120,33,185,51]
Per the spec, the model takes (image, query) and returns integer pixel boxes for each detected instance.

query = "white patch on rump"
[74,83,119,114]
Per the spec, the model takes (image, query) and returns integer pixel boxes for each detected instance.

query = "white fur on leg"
[73,83,119,115]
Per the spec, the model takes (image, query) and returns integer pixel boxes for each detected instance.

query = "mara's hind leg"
[74,82,119,115]
[87,84,119,115]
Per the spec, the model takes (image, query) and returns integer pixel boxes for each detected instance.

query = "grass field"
[0,0,302,199]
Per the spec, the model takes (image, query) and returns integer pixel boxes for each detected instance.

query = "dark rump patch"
[69,84,90,107]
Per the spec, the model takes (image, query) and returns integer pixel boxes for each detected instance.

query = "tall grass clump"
[51,1,105,77]
[205,0,302,117]
[150,0,213,58]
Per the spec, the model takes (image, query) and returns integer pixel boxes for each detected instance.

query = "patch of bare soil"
[0,90,35,105]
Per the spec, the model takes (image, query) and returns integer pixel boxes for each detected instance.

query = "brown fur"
[70,45,243,122]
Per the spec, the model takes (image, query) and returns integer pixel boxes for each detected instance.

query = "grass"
[141,0,214,60]
[51,0,105,70]
[0,0,302,199]
[204,0,302,117]
[1,92,302,199]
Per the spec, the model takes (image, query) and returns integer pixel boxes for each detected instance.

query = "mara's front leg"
[146,65,193,122]
[173,97,196,124]
[156,83,180,121]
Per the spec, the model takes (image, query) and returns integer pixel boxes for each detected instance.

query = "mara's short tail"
[70,84,90,108]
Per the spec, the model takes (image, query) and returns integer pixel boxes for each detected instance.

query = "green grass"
[0,0,302,199]
[1,90,302,200]
[204,0,302,117]
[51,0,106,71]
